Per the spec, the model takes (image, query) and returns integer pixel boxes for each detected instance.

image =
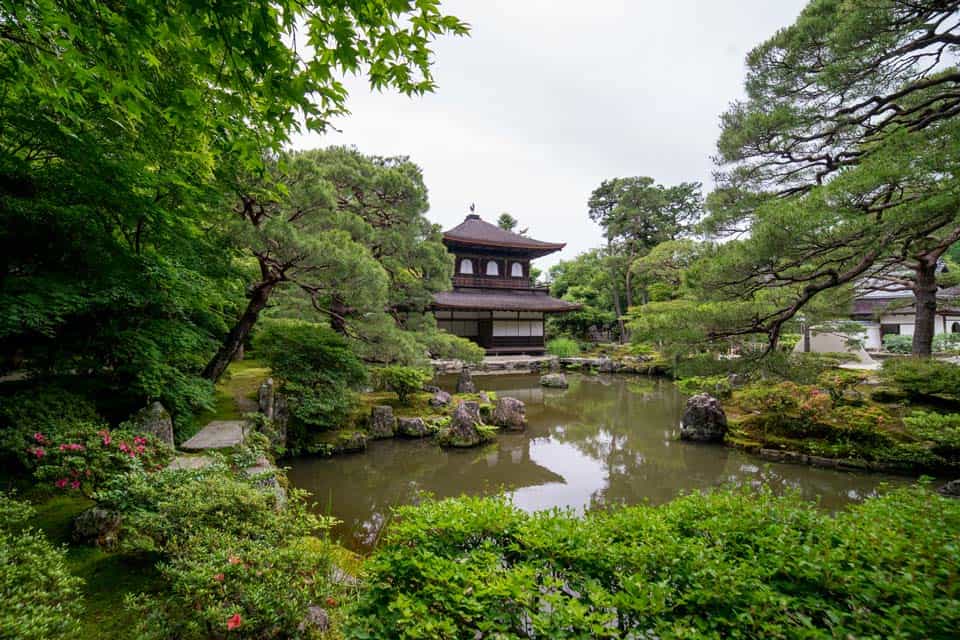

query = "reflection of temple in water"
[288,373,911,552]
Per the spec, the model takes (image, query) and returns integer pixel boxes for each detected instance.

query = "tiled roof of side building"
[433,289,582,313]
[442,214,565,256]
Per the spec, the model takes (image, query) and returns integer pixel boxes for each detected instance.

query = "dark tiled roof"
[443,215,565,256]
[433,289,582,313]
[852,288,960,317]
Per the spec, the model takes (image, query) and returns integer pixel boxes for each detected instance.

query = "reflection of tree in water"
[289,373,910,551]
[287,431,563,551]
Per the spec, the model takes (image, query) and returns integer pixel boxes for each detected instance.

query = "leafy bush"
[254,319,367,444]
[372,366,431,404]
[423,331,484,363]
[96,466,321,554]
[816,368,867,403]
[881,357,960,400]
[672,350,850,385]
[32,423,173,497]
[883,334,913,353]
[676,375,732,398]
[904,411,960,457]
[546,336,581,358]
[0,386,101,465]
[348,487,960,639]
[933,332,960,353]
[0,493,84,640]
[125,531,335,640]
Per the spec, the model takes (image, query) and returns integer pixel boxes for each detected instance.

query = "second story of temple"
[442,213,565,290]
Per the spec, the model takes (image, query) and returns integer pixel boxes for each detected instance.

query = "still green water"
[286,373,909,552]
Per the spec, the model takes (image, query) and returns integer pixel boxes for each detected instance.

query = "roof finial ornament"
[469,202,475,213]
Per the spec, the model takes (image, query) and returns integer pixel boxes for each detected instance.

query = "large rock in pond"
[440,401,484,448]
[397,417,430,438]
[456,367,477,394]
[940,479,960,498]
[492,397,526,430]
[679,393,728,443]
[540,373,569,389]
[429,390,452,408]
[334,431,367,453]
[128,401,174,447]
[73,507,122,549]
[369,405,396,440]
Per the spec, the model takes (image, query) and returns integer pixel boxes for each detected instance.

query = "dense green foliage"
[883,334,914,354]
[0,493,84,640]
[348,486,960,639]
[903,411,960,459]
[32,424,173,498]
[0,386,101,465]
[254,320,366,451]
[548,248,618,339]
[881,358,960,401]
[1,0,468,424]
[546,337,581,358]
[372,366,432,404]
[676,375,732,399]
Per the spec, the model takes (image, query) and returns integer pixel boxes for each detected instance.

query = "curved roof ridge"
[443,214,565,253]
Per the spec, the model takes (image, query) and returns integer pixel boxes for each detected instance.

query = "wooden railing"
[452,275,548,291]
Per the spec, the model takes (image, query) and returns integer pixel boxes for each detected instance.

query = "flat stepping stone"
[166,455,215,471]
[180,420,248,451]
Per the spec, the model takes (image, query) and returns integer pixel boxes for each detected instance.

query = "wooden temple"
[432,214,580,354]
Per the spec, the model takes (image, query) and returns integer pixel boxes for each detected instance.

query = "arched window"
[486,261,499,276]
[952,322,960,334]
[459,259,473,275]
[511,262,524,278]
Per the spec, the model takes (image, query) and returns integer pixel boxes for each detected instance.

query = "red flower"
[33,432,46,443]
[325,596,338,608]
[32,447,45,459]
[214,573,225,582]
[70,480,80,490]
[226,613,242,631]
[102,433,112,446]
[55,478,68,489]
[228,555,241,565]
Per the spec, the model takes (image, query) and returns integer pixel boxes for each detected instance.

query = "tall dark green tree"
[587,177,702,336]
[0,1,468,418]
[703,0,960,356]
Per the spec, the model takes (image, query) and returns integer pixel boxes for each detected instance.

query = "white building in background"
[851,287,960,350]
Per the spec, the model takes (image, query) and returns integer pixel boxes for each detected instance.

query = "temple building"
[432,214,580,354]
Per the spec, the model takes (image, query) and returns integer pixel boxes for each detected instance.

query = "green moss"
[190,359,271,431]
[31,495,165,640]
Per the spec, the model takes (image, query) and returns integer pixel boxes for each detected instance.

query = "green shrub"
[372,366,431,404]
[933,333,960,353]
[546,336,581,357]
[254,319,367,449]
[423,331,484,363]
[96,466,323,554]
[672,351,849,385]
[676,375,732,398]
[883,334,913,353]
[881,357,960,400]
[125,532,335,640]
[347,486,960,639]
[816,368,867,403]
[0,386,101,465]
[32,423,173,498]
[0,493,84,640]
[904,411,960,457]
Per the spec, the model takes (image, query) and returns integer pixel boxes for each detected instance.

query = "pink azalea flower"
[214,573,225,582]
[55,478,68,488]
[228,555,241,565]
[70,480,80,490]
[33,432,46,443]
[226,613,242,631]
[32,447,45,459]
[102,433,112,446]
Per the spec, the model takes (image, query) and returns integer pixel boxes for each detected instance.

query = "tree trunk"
[624,269,634,309]
[203,281,276,382]
[911,260,938,357]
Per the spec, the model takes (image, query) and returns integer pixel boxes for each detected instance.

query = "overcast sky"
[292,0,808,269]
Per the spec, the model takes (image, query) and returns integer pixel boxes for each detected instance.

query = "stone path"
[166,455,215,471]
[180,420,248,451]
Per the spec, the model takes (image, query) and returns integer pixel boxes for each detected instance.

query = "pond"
[286,373,910,552]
